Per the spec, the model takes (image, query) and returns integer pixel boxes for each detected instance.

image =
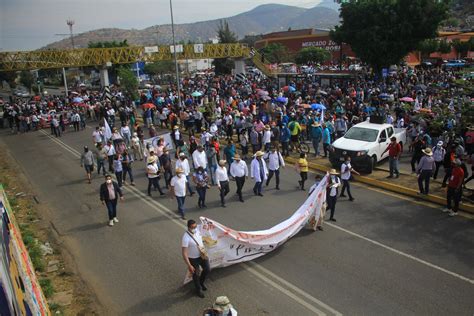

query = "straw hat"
[219,159,227,166]
[175,167,184,174]
[256,151,265,157]
[329,169,339,175]
[234,154,241,160]
[312,122,321,127]
[212,296,233,313]
[422,148,433,156]
[147,156,157,164]
[265,125,271,130]
[173,125,179,130]
[179,152,186,158]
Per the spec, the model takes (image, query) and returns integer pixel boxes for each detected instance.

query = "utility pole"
[67,19,75,49]
[169,0,182,108]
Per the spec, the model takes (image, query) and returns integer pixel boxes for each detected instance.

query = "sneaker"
[442,208,450,213]
[448,211,458,217]
[113,217,119,223]
[108,220,114,226]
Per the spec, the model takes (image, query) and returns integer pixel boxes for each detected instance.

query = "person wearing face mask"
[99,174,124,227]
[176,152,195,196]
[170,168,188,220]
[181,219,210,298]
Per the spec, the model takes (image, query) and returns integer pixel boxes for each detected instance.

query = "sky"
[0,0,323,51]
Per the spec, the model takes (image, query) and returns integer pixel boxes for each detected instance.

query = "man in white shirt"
[251,151,268,196]
[265,147,285,190]
[92,126,103,145]
[230,154,248,202]
[104,140,116,172]
[192,145,207,170]
[170,168,187,219]
[181,219,210,298]
[216,160,230,207]
[327,169,341,222]
[146,156,164,197]
[176,153,195,196]
[340,155,359,201]
[262,125,272,152]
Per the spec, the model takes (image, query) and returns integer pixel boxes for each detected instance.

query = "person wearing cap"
[216,160,230,207]
[251,151,268,196]
[416,147,436,194]
[99,174,124,227]
[230,154,248,202]
[170,167,188,219]
[327,169,341,221]
[382,137,402,178]
[130,132,143,161]
[182,219,210,298]
[176,152,195,196]
[443,159,464,217]
[203,296,238,315]
[310,121,323,157]
[80,145,95,184]
[432,141,446,180]
[265,147,285,190]
[146,155,164,196]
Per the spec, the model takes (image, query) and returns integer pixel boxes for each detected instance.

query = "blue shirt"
[280,127,291,142]
[322,128,331,144]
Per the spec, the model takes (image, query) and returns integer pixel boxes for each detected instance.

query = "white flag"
[104,118,112,141]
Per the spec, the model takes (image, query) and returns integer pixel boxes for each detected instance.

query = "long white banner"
[184,175,328,282]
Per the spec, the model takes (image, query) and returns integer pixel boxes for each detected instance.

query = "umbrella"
[142,103,156,110]
[72,97,83,103]
[191,91,202,97]
[276,96,287,103]
[311,103,326,111]
[400,97,414,102]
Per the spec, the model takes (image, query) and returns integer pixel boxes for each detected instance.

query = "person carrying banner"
[182,219,210,298]
[230,154,248,202]
[171,167,188,220]
[265,147,285,190]
[251,151,268,196]
[99,174,124,227]
[327,169,341,222]
[216,160,230,207]
[309,174,326,231]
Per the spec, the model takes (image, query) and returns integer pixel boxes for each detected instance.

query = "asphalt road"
[1,126,473,315]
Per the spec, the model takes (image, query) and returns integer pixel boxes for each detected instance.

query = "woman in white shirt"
[120,123,131,147]
[216,160,230,207]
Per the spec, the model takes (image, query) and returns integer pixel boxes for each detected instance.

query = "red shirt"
[387,143,402,157]
[448,166,464,189]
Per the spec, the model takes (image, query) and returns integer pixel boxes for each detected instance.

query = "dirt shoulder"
[0,140,104,315]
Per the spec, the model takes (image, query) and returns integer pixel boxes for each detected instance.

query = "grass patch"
[21,225,45,272]
[39,278,54,298]
[49,303,64,315]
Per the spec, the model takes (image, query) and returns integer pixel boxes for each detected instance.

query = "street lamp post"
[169,0,182,108]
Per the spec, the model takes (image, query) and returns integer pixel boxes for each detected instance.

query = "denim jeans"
[311,137,321,155]
[266,169,280,188]
[340,179,353,199]
[196,187,207,207]
[418,170,432,194]
[97,159,106,175]
[189,257,210,293]
[148,177,163,195]
[115,171,123,187]
[254,181,263,195]
[176,196,186,216]
[105,200,117,220]
[219,181,229,205]
[122,166,134,183]
[186,175,194,194]
[389,157,399,176]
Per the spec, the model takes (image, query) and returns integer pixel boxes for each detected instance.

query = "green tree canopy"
[437,39,452,54]
[19,71,34,90]
[417,39,439,58]
[260,43,292,64]
[0,71,17,89]
[144,61,175,76]
[452,39,471,57]
[213,20,237,75]
[331,0,449,72]
[117,67,138,99]
[88,40,128,48]
[295,47,331,65]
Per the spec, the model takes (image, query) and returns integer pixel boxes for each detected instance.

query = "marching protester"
[202,296,238,316]
[170,167,188,220]
[113,154,123,187]
[416,148,435,195]
[161,148,173,189]
[104,140,116,172]
[327,169,341,222]
[182,219,210,298]
[230,154,248,202]
[216,160,230,207]
[340,155,360,201]
[146,153,164,197]
[99,174,124,227]
[309,174,325,231]
[296,152,309,191]
[121,149,135,186]
[193,166,210,208]
[95,143,107,176]
[432,141,446,180]
[131,132,143,161]
[443,159,464,217]
[80,145,95,184]
[265,147,285,190]
[176,152,195,196]
[382,137,402,178]
[251,151,268,197]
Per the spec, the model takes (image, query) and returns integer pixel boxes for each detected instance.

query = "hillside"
[42,3,340,49]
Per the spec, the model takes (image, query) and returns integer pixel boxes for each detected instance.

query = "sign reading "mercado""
[302,40,341,51]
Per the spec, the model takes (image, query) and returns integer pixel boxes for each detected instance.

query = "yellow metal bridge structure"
[0,43,276,77]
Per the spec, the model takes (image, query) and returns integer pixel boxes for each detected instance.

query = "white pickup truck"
[329,121,407,173]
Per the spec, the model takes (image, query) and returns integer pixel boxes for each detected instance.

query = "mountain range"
[43,1,340,50]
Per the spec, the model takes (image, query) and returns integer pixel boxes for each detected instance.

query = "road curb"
[285,156,474,214]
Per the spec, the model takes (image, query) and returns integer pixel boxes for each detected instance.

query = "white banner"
[170,45,183,53]
[184,175,328,282]
[194,44,204,54]
[143,132,174,152]
[144,46,159,54]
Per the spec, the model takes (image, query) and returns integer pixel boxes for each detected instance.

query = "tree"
[144,61,175,77]
[260,43,292,64]
[417,39,439,58]
[213,20,237,75]
[452,39,471,58]
[295,47,331,65]
[117,67,138,100]
[88,40,128,48]
[19,71,34,90]
[437,39,452,54]
[331,0,449,73]
[0,71,17,89]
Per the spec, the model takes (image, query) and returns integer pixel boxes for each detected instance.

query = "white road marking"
[325,222,474,285]
[39,129,341,315]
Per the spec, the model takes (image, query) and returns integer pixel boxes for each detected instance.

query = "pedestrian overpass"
[0,43,276,78]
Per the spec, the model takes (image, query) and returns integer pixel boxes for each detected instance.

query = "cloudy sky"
[0,0,323,51]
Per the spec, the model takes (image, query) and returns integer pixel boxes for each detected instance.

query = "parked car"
[329,120,407,173]
[443,60,466,68]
